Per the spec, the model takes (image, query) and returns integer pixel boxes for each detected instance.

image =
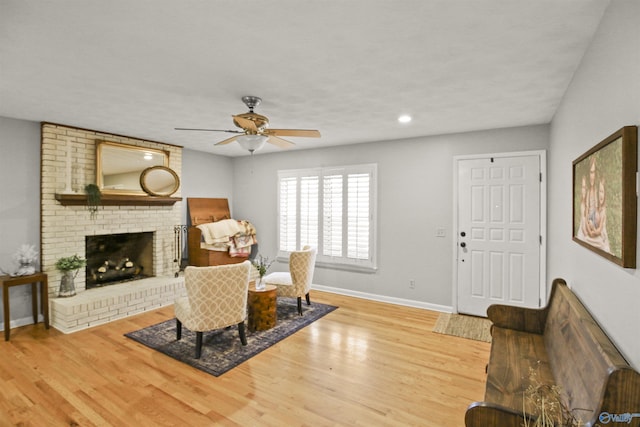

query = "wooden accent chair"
[174,261,251,359]
[264,246,317,315]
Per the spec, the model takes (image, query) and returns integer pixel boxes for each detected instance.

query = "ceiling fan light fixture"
[237,134,268,153]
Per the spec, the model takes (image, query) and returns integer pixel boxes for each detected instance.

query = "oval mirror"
[140,166,180,197]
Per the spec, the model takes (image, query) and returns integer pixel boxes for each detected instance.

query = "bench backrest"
[544,280,640,425]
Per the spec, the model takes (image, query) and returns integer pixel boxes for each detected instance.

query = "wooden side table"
[1,272,49,341]
[247,283,277,331]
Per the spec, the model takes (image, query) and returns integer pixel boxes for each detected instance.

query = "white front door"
[456,154,542,317]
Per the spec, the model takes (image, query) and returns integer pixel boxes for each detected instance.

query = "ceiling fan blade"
[265,129,321,138]
[175,127,243,133]
[215,135,240,146]
[267,135,296,149]
[232,115,258,132]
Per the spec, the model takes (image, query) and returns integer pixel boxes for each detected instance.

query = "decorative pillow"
[264,272,293,286]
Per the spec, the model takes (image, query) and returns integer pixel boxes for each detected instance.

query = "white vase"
[256,276,266,290]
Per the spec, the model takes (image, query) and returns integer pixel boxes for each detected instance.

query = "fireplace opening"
[86,232,154,289]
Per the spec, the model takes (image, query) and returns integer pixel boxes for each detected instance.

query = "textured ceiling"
[0,0,609,156]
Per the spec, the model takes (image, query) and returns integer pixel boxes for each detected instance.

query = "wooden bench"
[465,278,640,427]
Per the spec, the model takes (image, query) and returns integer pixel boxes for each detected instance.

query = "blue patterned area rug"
[125,298,337,377]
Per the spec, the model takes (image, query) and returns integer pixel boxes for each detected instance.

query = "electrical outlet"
[436,227,446,237]
[409,279,415,289]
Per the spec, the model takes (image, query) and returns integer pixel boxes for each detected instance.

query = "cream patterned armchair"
[174,261,251,359]
[264,246,317,315]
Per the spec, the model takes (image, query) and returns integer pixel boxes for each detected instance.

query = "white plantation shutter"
[323,174,343,257]
[278,175,297,252]
[347,173,370,260]
[300,175,319,249]
[277,164,377,272]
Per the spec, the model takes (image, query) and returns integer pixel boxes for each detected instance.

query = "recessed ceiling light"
[398,115,412,124]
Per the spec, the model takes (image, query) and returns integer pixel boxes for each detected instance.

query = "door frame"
[451,150,547,314]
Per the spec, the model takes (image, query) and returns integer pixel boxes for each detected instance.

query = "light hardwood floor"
[0,291,490,426]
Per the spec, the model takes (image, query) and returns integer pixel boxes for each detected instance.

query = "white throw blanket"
[197,219,243,244]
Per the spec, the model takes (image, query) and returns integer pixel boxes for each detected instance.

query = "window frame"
[276,163,377,273]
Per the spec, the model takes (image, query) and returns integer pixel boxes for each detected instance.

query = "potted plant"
[55,254,86,297]
[84,183,101,219]
[251,254,273,290]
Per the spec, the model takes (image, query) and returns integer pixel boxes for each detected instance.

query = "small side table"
[1,272,49,341]
[247,283,277,332]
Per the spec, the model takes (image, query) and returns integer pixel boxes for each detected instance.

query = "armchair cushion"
[262,272,292,286]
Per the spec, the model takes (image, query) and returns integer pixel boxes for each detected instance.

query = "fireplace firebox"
[85,232,153,288]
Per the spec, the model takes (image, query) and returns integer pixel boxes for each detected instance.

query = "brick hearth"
[51,275,185,333]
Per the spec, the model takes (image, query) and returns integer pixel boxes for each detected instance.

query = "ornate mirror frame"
[96,141,169,195]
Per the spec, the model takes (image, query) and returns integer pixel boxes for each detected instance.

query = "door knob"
[460,231,466,237]
[460,242,466,248]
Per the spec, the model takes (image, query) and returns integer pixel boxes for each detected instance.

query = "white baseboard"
[311,284,453,313]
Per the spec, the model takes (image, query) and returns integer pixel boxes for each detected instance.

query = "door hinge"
[540,172,542,182]
[539,235,542,245]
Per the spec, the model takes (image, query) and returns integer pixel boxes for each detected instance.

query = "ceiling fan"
[175,96,321,153]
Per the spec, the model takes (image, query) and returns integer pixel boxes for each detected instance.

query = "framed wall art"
[572,126,638,268]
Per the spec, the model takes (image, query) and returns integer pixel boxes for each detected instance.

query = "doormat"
[433,312,492,343]
[125,297,337,376]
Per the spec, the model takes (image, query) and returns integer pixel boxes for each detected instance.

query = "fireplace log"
[90,258,142,285]
[92,267,141,283]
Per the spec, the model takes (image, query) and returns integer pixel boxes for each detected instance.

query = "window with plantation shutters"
[277,164,377,272]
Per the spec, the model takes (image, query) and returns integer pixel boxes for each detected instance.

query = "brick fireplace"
[85,232,154,288]
[40,123,185,333]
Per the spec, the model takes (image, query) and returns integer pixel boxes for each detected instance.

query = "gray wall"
[180,148,234,226]
[0,117,41,329]
[231,125,549,308]
[548,0,640,369]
